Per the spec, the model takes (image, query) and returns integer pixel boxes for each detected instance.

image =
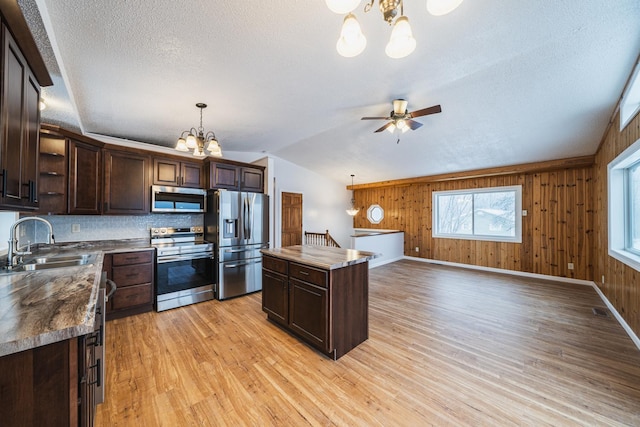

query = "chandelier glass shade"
[346,174,360,216]
[327,0,463,58]
[175,103,222,158]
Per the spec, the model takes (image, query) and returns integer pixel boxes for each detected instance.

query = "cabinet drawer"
[112,250,153,266]
[113,263,152,287]
[111,283,153,310]
[263,256,288,275]
[290,262,327,288]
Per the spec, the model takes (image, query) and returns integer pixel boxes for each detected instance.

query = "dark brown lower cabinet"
[105,249,155,320]
[262,255,368,359]
[0,335,99,427]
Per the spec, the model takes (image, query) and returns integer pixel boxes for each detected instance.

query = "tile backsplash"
[35,214,203,243]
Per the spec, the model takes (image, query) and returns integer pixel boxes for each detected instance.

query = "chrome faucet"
[7,217,55,267]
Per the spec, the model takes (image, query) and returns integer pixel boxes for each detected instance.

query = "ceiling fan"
[361,99,442,140]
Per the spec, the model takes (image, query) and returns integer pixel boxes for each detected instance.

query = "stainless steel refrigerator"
[205,190,269,300]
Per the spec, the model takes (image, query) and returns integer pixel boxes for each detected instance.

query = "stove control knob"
[160,228,167,234]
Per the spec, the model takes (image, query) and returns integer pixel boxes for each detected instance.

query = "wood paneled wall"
[353,167,594,281]
[594,110,640,336]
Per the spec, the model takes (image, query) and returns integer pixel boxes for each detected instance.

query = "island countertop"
[0,238,153,357]
[261,245,378,270]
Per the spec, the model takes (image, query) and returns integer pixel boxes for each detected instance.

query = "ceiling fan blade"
[361,116,391,120]
[409,105,442,118]
[374,122,394,133]
[406,119,423,130]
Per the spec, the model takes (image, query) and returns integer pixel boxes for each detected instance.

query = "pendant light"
[175,103,223,158]
[346,174,360,216]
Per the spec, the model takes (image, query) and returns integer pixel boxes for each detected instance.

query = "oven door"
[156,253,215,311]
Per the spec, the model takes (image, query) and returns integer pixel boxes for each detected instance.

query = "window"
[433,185,522,243]
[609,137,640,271]
[620,62,640,131]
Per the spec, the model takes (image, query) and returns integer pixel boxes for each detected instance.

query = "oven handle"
[223,259,262,269]
[157,254,214,264]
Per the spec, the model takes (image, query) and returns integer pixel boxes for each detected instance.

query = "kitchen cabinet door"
[68,139,101,214]
[288,278,329,352]
[103,149,150,214]
[240,166,264,192]
[262,270,289,326]
[181,161,203,188]
[0,24,40,210]
[209,162,239,190]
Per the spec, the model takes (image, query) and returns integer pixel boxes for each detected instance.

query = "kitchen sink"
[1,253,96,273]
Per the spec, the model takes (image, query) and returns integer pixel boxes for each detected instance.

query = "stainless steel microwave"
[151,185,206,213]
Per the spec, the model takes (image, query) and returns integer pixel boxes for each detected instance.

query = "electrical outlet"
[415,247,419,252]
[522,209,528,216]
[72,224,80,233]
[567,262,574,270]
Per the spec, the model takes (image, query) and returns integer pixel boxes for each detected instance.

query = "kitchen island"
[261,245,378,360]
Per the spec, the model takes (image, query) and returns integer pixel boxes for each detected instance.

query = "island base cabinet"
[262,255,368,360]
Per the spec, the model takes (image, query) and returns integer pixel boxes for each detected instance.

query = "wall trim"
[403,256,640,351]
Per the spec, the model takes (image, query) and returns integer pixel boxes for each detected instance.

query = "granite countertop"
[0,239,154,357]
[261,245,379,270]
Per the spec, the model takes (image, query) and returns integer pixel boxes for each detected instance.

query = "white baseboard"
[369,256,404,269]
[402,256,640,351]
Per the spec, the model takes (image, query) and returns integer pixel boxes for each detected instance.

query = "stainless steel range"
[151,226,215,311]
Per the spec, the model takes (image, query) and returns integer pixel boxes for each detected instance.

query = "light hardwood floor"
[96,260,640,426]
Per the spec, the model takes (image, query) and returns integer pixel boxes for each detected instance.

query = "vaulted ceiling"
[20,0,640,185]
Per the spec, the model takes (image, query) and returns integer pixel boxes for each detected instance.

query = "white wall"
[225,151,354,248]
[269,156,353,248]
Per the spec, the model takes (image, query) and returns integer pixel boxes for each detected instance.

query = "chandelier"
[326,0,464,59]
[346,174,360,216]
[175,103,222,157]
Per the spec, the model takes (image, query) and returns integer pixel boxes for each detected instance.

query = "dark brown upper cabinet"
[103,148,150,214]
[205,160,264,193]
[152,156,203,188]
[0,24,41,210]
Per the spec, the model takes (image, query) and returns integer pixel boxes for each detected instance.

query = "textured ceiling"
[21,0,640,185]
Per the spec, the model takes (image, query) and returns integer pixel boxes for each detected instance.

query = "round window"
[367,204,384,224]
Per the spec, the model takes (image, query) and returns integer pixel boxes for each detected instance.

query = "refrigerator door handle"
[223,259,262,268]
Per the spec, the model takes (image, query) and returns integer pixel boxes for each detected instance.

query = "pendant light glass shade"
[206,139,223,157]
[336,13,366,57]
[346,174,359,216]
[326,0,361,14]
[175,138,189,151]
[385,16,416,59]
[426,0,464,16]
[185,133,197,149]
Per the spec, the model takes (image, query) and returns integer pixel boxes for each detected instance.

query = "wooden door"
[281,192,302,247]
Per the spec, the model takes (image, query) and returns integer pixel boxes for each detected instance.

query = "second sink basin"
[18,253,96,271]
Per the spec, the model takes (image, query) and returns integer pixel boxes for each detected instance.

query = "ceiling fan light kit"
[362,98,442,141]
[175,103,223,158]
[327,0,463,58]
